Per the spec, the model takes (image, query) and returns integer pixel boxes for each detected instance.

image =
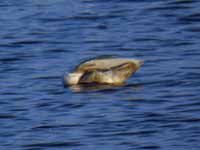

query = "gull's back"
[75,58,142,72]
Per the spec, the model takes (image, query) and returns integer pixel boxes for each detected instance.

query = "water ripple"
[22,141,82,148]
[1,0,200,149]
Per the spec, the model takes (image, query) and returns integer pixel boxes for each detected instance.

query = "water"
[0,0,200,149]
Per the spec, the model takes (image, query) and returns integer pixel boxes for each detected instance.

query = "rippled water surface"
[1,0,200,149]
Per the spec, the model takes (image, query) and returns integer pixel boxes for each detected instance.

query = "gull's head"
[63,72,83,85]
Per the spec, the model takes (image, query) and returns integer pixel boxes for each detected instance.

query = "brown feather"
[78,62,138,84]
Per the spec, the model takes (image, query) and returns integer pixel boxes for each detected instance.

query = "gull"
[64,58,144,86]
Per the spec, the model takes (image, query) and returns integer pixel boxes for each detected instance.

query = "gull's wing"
[75,58,142,73]
[111,62,138,81]
[78,62,140,84]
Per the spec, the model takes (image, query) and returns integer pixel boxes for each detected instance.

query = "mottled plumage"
[64,58,144,85]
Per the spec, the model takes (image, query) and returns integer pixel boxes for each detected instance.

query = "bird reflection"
[66,83,143,93]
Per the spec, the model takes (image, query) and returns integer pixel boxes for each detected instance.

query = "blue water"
[1,0,200,149]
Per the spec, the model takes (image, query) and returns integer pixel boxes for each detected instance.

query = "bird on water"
[64,57,144,86]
